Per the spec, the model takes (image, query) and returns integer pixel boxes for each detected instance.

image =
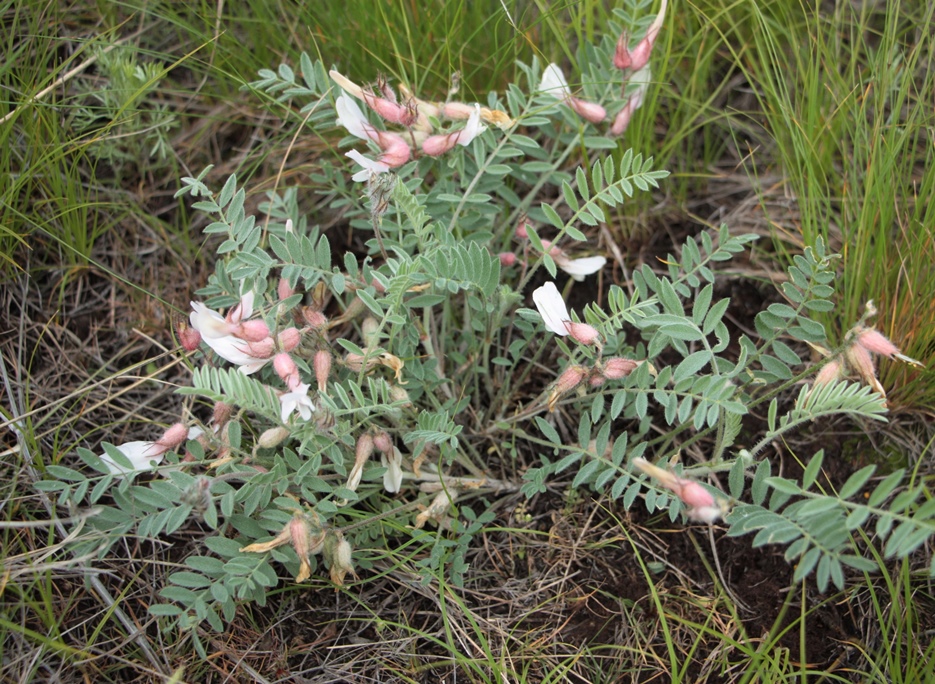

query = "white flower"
[555,255,606,281]
[457,104,486,147]
[381,447,403,493]
[540,63,571,99]
[100,441,165,477]
[279,383,315,422]
[189,302,270,375]
[532,281,571,336]
[346,150,389,182]
[532,281,601,345]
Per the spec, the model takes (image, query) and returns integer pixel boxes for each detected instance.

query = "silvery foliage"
[40,24,933,648]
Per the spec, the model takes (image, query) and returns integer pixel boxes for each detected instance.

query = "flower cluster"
[539,0,667,136]
[811,302,922,401]
[532,281,648,410]
[331,70,511,182]
[498,216,608,284]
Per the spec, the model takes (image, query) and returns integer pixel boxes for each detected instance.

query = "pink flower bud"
[515,216,530,239]
[363,89,417,127]
[421,133,458,157]
[814,359,842,386]
[212,402,232,429]
[555,365,587,394]
[274,352,300,389]
[278,327,302,352]
[677,480,716,509]
[613,32,633,70]
[569,98,607,124]
[155,423,189,452]
[289,517,313,581]
[589,373,606,388]
[856,329,900,358]
[375,131,412,167]
[303,309,329,329]
[355,433,375,464]
[498,252,517,267]
[238,319,271,342]
[602,357,637,379]
[278,277,294,301]
[845,343,875,383]
[441,101,475,119]
[627,38,654,73]
[565,321,601,346]
[548,366,588,412]
[314,350,332,392]
[178,323,202,352]
[372,430,392,454]
[611,102,636,136]
[246,337,276,359]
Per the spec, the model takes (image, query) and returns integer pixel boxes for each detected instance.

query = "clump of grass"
[722,0,935,410]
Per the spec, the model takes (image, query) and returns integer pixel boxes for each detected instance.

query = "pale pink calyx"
[178,322,202,352]
[498,252,518,267]
[813,358,843,387]
[238,319,271,343]
[610,68,650,136]
[613,31,634,70]
[273,352,301,390]
[278,327,302,352]
[155,423,189,452]
[313,350,332,392]
[601,357,638,380]
[277,277,294,301]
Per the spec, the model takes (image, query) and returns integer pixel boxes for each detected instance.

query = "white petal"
[346,150,389,182]
[532,282,570,336]
[456,104,487,147]
[688,505,722,523]
[329,70,364,99]
[201,334,256,367]
[381,450,403,493]
[279,383,314,422]
[189,302,230,339]
[622,67,651,116]
[557,256,606,281]
[539,63,570,99]
[238,290,255,320]
[336,93,371,140]
[100,441,164,476]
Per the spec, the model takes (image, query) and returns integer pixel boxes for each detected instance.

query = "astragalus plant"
[41,3,933,654]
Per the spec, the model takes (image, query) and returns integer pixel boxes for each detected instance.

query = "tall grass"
[716,0,935,409]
